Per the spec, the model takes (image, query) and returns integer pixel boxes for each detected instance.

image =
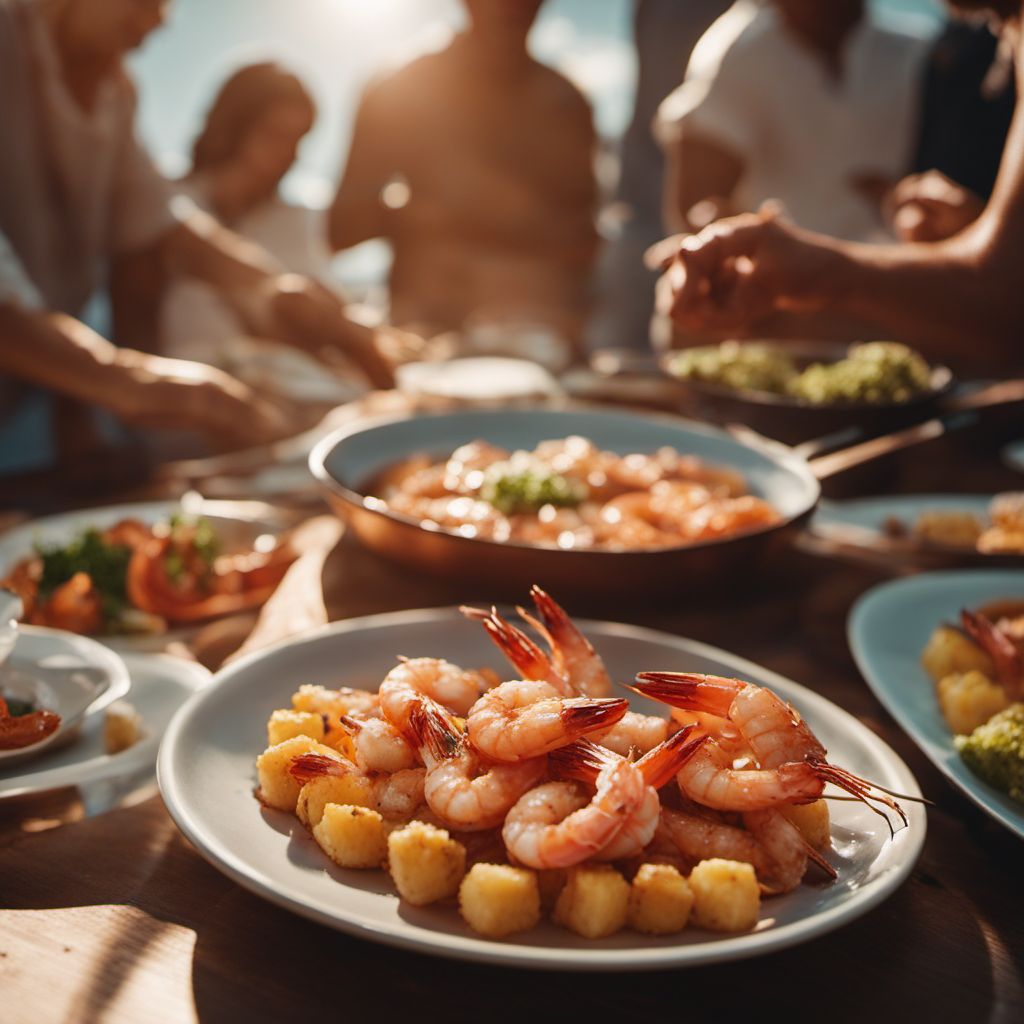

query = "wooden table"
[2,432,1023,1023]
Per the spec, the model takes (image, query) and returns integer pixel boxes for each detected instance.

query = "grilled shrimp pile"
[257,587,911,939]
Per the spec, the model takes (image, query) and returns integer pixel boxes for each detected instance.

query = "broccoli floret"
[955,703,1024,802]
[35,529,132,620]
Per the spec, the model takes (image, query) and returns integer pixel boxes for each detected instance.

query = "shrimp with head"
[634,672,911,831]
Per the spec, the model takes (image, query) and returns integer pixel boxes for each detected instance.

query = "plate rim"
[848,568,1024,841]
[158,607,926,971]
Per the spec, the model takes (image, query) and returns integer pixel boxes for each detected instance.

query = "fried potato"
[780,799,831,851]
[297,773,375,829]
[313,803,387,869]
[689,859,760,933]
[937,670,1010,735]
[553,865,630,940]
[921,626,994,684]
[104,700,142,754]
[256,736,342,812]
[628,863,693,935]
[459,863,541,938]
[387,821,466,906]
[267,708,325,746]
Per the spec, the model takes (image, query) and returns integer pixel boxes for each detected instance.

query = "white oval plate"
[159,608,925,971]
[0,626,131,767]
[0,500,285,652]
[0,652,209,799]
[849,569,1024,840]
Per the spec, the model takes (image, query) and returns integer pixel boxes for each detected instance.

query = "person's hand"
[260,273,397,389]
[116,353,294,448]
[884,170,984,243]
[652,206,838,336]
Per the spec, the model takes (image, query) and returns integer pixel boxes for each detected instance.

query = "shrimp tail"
[548,738,612,782]
[337,714,362,734]
[407,701,462,763]
[288,753,347,783]
[561,697,629,737]
[808,757,909,838]
[632,672,744,717]
[461,604,564,690]
[636,726,707,789]
[961,608,1024,697]
[529,586,592,654]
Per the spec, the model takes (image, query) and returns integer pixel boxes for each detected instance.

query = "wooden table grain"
[2,432,1023,1023]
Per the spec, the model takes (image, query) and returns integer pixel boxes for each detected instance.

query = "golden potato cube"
[937,671,1010,735]
[689,859,760,933]
[104,700,142,754]
[921,626,994,684]
[459,864,541,938]
[628,863,693,935]
[267,708,325,746]
[387,821,466,906]
[256,736,342,812]
[553,865,630,940]
[780,799,831,851]
[313,803,387,869]
[297,773,375,829]
[292,684,377,718]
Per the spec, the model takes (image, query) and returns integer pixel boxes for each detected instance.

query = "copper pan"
[309,385,1024,603]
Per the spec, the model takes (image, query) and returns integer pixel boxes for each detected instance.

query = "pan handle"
[806,378,1024,481]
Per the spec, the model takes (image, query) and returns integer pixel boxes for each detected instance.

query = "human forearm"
[0,303,147,417]
[161,214,281,293]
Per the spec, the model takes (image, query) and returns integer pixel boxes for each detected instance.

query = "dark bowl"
[660,341,955,448]
[309,407,820,603]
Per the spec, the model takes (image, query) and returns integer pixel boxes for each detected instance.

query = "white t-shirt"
[657,1,934,242]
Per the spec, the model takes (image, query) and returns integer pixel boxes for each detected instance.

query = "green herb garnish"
[955,703,1024,803]
[36,529,132,621]
[479,455,588,515]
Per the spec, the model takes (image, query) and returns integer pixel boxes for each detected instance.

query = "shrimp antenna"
[809,758,909,838]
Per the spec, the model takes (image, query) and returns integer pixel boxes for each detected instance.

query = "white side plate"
[160,608,925,971]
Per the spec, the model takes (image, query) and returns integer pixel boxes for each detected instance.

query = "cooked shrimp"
[502,758,646,869]
[0,697,61,750]
[595,711,671,756]
[961,609,1024,698]
[408,702,546,831]
[288,753,426,820]
[672,738,826,811]
[635,672,910,830]
[550,727,706,860]
[461,605,572,695]
[519,585,612,698]
[443,440,510,493]
[379,657,485,733]
[338,715,418,773]
[466,680,627,762]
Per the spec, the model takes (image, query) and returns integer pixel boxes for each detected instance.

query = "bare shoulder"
[360,47,452,106]
[527,58,594,128]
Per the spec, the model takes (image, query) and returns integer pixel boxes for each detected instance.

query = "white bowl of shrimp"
[159,591,926,970]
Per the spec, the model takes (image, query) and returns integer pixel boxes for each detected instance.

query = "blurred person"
[886,18,1015,243]
[586,0,728,352]
[155,62,368,406]
[656,0,934,243]
[0,0,391,471]
[328,0,599,345]
[656,0,1024,373]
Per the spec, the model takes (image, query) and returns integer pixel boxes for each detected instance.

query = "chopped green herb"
[36,529,132,620]
[3,698,36,717]
[480,455,587,515]
[955,703,1024,803]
